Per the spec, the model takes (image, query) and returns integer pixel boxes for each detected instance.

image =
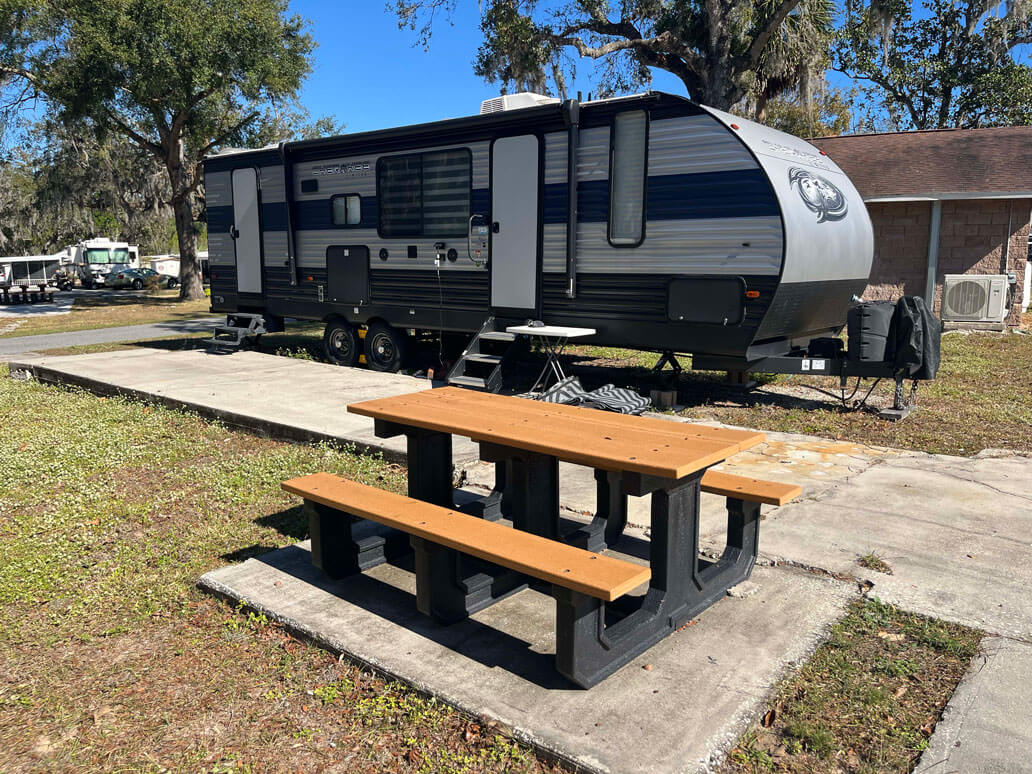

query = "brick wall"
[865,198,1029,325]
[866,202,931,302]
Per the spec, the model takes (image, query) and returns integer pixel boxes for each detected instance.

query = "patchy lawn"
[720,598,982,774]
[0,289,214,338]
[0,367,567,773]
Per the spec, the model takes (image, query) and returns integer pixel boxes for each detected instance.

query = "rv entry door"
[490,135,539,314]
[231,167,262,295]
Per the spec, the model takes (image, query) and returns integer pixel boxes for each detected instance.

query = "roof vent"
[480,92,560,114]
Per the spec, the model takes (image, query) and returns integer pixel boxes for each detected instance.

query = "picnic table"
[282,387,799,688]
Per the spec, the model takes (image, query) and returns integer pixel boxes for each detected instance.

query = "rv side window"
[608,110,647,246]
[377,148,471,239]
[378,154,423,237]
[422,149,471,237]
[331,194,362,226]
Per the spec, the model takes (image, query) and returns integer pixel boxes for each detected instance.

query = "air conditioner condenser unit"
[941,274,1009,323]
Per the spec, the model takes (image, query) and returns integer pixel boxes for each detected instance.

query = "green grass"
[0,366,567,773]
[721,598,982,774]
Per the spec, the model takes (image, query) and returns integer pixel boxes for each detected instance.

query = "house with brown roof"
[811,126,1030,326]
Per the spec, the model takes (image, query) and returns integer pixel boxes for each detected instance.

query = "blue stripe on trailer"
[543,168,779,224]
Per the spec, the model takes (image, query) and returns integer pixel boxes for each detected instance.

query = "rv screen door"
[490,135,539,313]
[231,167,262,294]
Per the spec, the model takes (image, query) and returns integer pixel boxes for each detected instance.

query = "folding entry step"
[446,317,528,393]
[205,313,268,351]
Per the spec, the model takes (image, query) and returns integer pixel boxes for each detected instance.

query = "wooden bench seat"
[700,471,801,506]
[282,472,650,602]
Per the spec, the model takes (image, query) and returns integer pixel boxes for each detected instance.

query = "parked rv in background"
[0,251,68,301]
[67,238,140,288]
[147,252,209,282]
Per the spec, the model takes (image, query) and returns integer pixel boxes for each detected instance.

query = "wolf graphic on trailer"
[203,91,874,385]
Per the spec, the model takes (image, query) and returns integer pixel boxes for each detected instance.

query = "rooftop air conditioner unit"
[941,274,1009,323]
[480,92,560,114]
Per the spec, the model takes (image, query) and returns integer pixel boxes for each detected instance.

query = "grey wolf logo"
[789,168,848,222]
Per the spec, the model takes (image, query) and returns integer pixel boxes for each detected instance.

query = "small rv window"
[331,194,362,226]
[377,148,471,239]
[609,110,647,246]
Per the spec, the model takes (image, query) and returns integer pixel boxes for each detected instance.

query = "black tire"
[131,278,144,290]
[364,322,407,372]
[323,319,359,367]
[166,278,178,289]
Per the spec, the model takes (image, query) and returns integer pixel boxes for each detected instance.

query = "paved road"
[0,317,220,360]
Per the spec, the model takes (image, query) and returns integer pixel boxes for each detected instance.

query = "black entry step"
[464,353,503,364]
[445,317,529,393]
[448,375,487,389]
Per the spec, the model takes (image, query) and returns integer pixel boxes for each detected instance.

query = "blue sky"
[291,0,688,134]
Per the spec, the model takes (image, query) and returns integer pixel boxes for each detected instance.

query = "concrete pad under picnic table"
[7,349,481,465]
[200,545,851,774]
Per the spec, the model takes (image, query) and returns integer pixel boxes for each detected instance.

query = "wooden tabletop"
[348,387,764,480]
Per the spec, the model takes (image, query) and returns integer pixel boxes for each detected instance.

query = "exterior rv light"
[730,123,740,130]
[745,290,760,298]
[306,275,314,282]
[819,150,827,155]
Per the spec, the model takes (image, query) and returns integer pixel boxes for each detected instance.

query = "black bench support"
[554,473,761,688]
[306,500,411,579]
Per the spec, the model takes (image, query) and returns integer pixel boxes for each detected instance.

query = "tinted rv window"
[378,155,423,237]
[331,194,362,226]
[377,148,471,238]
[609,110,647,246]
[422,149,471,237]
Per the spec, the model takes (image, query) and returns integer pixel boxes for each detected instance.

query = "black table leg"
[554,469,760,688]
[567,469,628,552]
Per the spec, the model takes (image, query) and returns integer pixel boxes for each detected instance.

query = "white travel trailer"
[201,91,944,395]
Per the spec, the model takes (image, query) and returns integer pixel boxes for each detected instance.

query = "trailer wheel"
[323,320,359,367]
[364,322,407,373]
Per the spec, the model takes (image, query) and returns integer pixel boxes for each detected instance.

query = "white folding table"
[505,324,596,393]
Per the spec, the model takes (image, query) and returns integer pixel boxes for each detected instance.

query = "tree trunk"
[165,137,205,301]
[172,194,204,300]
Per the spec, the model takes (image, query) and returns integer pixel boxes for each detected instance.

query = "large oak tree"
[1,0,314,299]
[395,0,834,114]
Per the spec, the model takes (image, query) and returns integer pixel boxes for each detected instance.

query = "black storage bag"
[892,296,941,379]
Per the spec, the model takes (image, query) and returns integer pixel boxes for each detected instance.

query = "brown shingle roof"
[810,126,1032,200]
